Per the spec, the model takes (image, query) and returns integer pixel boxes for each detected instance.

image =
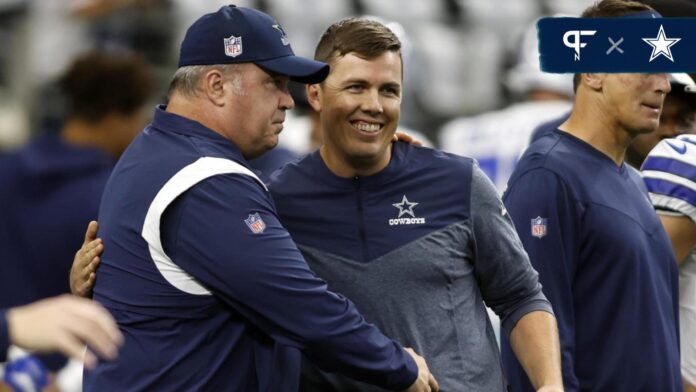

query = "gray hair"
[168,64,244,98]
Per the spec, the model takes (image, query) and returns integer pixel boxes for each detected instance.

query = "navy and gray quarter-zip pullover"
[269,142,554,391]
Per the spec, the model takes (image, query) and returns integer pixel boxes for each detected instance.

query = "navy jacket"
[0,132,113,370]
[0,310,8,362]
[0,133,112,307]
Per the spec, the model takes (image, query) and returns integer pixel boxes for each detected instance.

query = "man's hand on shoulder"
[393,131,424,147]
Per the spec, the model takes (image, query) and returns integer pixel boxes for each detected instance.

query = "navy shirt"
[501,129,681,391]
[84,106,417,391]
[0,132,112,307]
[0,310,8,362]
[249,145,298,182]
[0,133,113,369]
[529,112,570,145]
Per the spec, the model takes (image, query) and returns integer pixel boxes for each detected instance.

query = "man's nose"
[360,89,383,115]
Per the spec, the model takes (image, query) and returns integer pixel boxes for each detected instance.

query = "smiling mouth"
[351,120,383,134]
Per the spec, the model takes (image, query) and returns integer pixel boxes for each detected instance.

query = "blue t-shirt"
[501,129,681,391]
[529,112,570,145]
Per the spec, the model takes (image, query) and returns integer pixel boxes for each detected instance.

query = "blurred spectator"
[72,0,175,67]
[439,18,574,193]
[642,134,696,392]
[627,73,696,167]
[4,0,581,155]
[0,50,153,386]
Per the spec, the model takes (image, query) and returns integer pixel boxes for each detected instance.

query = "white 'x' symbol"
[606,37,624,55]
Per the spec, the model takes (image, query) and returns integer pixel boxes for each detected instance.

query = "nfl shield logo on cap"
[224,35,243,58]
[531,216,547,238]
[244,212,266,234]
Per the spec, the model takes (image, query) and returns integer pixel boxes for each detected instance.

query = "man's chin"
[245,141,279,160]
[625,119,659,137]
[635,123,659,136]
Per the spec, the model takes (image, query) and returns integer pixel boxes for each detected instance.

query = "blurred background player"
[643,134,696,392]
[439,18,574,193]
[0,50,153,390]
[627,73,696,167]
[0,0,595,152]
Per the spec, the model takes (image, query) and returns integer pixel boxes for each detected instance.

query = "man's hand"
[403,348,439,392]
[6,295,123,369]
[393,131,424,147]
[70,221,102,298]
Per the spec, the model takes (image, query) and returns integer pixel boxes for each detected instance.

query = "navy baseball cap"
[178,5,329,84]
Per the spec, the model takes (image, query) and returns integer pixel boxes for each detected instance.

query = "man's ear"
[582,73,604,91]
[202,68,227,106]
[306,83,322,112]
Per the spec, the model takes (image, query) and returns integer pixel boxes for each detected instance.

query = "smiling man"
[268,18,563,391]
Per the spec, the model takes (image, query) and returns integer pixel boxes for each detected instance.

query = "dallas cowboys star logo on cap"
[272,24,289,46]
[642,24,681,62]
[392,195,419,218]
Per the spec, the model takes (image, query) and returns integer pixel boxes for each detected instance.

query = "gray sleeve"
[469,163,554,336]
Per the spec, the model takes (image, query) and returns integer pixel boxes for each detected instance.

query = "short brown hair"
[59,50,154,122]
[573,0,654,92]
[314,18,401,68]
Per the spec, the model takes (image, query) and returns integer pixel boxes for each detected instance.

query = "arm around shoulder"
[163,173,422,390]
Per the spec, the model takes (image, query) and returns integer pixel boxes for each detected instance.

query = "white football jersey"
[642,134,696,385]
